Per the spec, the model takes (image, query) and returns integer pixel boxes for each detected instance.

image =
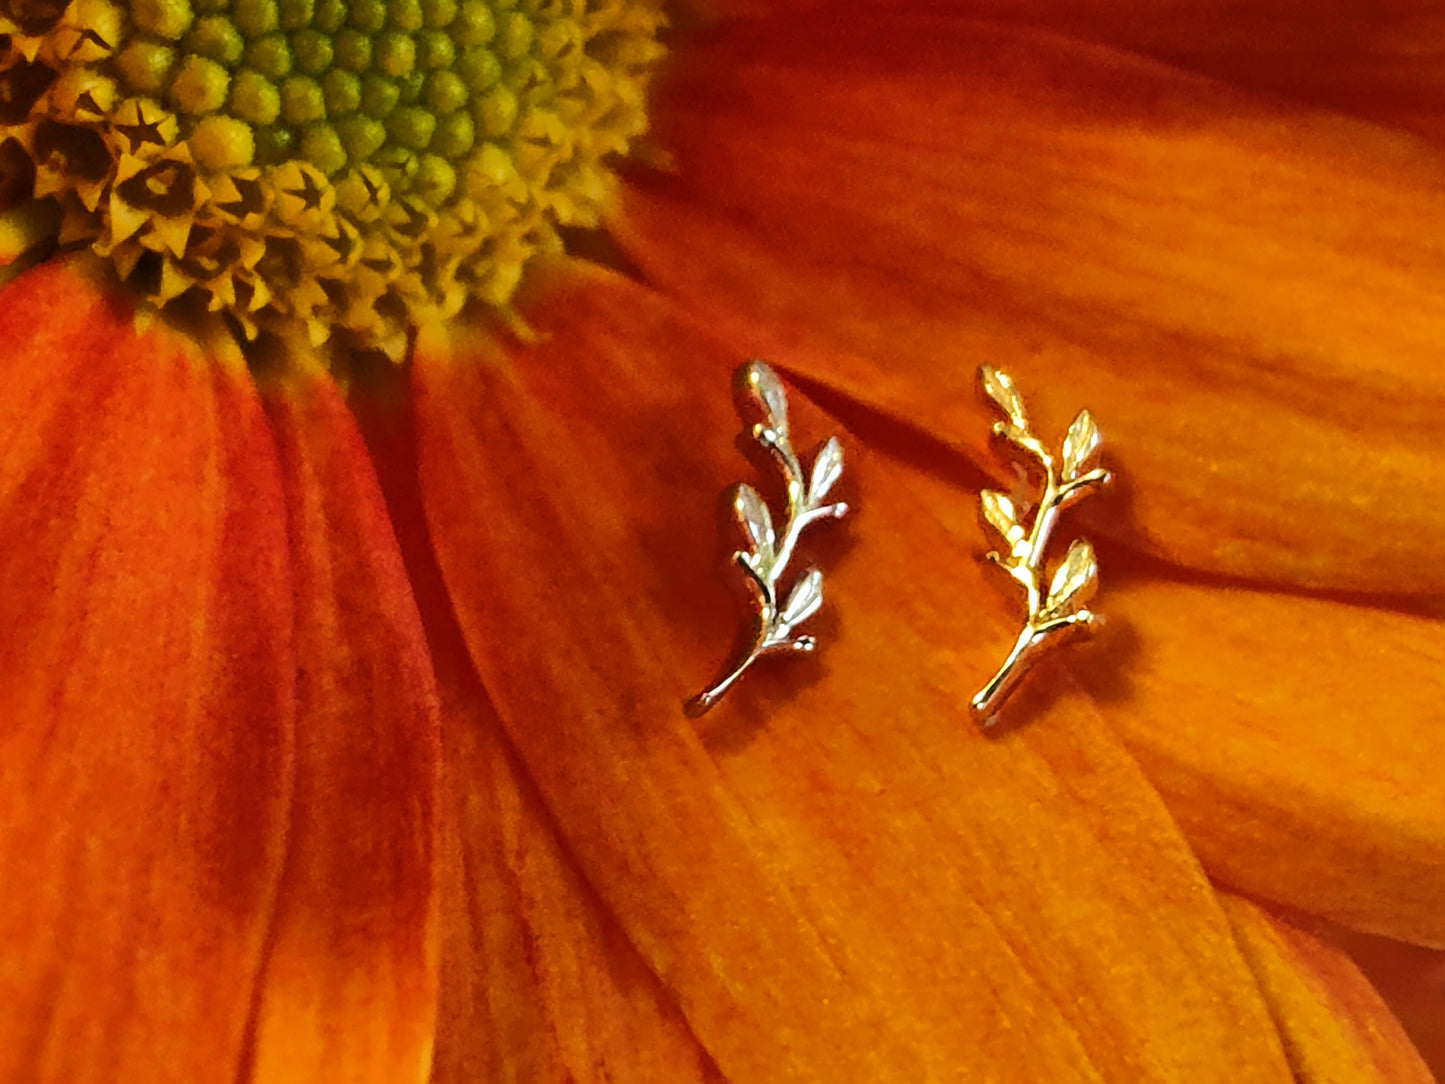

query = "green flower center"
[0,0,664,356]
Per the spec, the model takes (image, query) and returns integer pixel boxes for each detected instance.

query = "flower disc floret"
[0,0,665,357]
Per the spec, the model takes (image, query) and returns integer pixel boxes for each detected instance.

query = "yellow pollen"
[0,0,665,358]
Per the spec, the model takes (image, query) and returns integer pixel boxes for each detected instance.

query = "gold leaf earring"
[971,366,1112,727]
[686,360,849,717]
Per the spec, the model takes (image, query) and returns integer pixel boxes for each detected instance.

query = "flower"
[2,2,1443,1083]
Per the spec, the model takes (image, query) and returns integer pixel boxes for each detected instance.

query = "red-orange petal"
[1332,931,1445,1077]
[617,15,1445,596]
[0,256,294,1084]
[1088,573,1445,948]
[869,407,1445,948]
[1220,894,1436,1083]
[246,369,440,1083]
[347,364,719,1082]
[987,2,1445,146]
[696,1,1445,146]
[414,261,1301,1081]
[433,665,722,1083]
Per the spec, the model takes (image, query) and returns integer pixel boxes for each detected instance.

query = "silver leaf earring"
[685,360,849,717]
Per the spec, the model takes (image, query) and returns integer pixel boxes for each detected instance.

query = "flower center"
[0,0,664,356]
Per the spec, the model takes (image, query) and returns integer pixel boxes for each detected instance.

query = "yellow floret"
[0,0,665,359]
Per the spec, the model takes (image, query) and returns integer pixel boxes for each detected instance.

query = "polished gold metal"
[971,366,1112,726]
[686,360,849,717]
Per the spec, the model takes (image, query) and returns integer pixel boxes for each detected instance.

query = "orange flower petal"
[709,0,1445,123]
[874,418,1445,948]
[617,16,1445,595]
[246,371,440,1082]
[433,667,721,1082]
[414,262,1301,1081]
[0,257,294,1084]
[1220,894,1436,1083]
[986,2,1445,146]
[697,2,1445,144]
[1332,930,1445,1077]
[347,367,718,1081]
[1084,571,1445,947]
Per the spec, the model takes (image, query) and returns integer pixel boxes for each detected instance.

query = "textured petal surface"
[976,1,1445,145]
[703,0,1445,144]
[414,262,1300,1083]
[1221,895,1436,1083]
[247,371,440,1083]
[869,399,1445,948]
[350,367,720,1083]
[0,257,294,1084]
[1086,573,1445,947]
[431,672,722,1084]
[1334,931,1445,1077]
[617,16,1445,595]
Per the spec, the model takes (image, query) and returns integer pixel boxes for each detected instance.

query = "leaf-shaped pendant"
[970,365,1112,727]
[979,489,1026,553]
[732,482,775,565]
[736,358,790,439]
[979,364,1029,429]
[1060,409,1102,482]
[809,435,844,503]
[780,567,824,629]
[1044,538,1098,619]
[688,360,849,717]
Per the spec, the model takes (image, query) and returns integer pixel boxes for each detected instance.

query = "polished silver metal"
[971,366,1112,727]
[686,360,848,717]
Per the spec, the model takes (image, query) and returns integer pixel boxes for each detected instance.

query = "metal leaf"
[1045,538,1098,617]
[979,365,1028,428]
[733,483,774,562]
[736,359,789,437]
[979,489,1025,548]
[1060,409,1102,482]
[809,436,844,503]
[780,568,824,628]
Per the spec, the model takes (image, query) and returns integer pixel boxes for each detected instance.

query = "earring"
[685,360,849,717]
[970,366,1112,727]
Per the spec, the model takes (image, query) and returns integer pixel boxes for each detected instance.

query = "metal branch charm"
[686,361,849,717]
[971,366,1112,727]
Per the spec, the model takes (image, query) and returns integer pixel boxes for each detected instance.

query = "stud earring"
[971,366,1112,727]
[685,360,849,717]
